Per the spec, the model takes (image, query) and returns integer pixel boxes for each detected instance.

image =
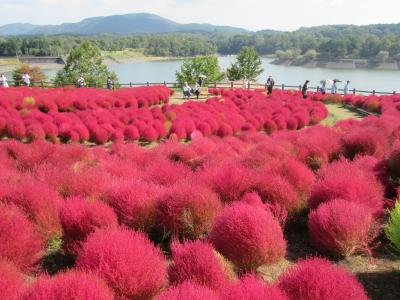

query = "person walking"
[107,76,114,90]
[193,82,201,100]
[77,75,86,88]
[22,72,30,86]
[267,75,275,95]
[302,80,310,99]
[320,80,327,94]
[183,82,191,99]
[197,76,203,87]
[0,74,8,88]
[344,80,351,95]
[331,80,338,94]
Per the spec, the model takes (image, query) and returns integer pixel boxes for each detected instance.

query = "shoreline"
[271,58,400,71]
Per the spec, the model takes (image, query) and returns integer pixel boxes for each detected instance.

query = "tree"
[176,55,223,86]
[227,47,263,81]
[53,42,117,87]
[305,49,318,60]
[377,50,390,62]
[12,64,47,86]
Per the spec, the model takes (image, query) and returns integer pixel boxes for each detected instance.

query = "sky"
[0,0,398,31]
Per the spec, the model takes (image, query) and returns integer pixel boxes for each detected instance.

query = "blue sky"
[0,0,398,31]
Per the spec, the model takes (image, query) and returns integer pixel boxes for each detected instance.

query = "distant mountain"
[0,13,248,36]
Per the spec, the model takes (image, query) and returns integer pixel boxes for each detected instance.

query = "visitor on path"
[22,72,30,86]
[183,82,191,99]
[331,80,338,94]
[242,76,249,89]
[344,80,351,95]
[197,77,203,87]
[320,81,327,94]
[77,75,86,88]
[267,75,275,95]
[107,76,114,90]
[302,80,310,99]
[0,74,8,88]
[193,82,201,100]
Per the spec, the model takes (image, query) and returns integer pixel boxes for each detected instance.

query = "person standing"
[344,80,351,95]
[320,80,327,94]
[193,82,201,100]
[77,75,86,88]
[22,72,30,86]
[267,75,275,95]
[302,80,310,99]
[331,80,338,94]
[242,76,249,89]
[107,76,114,90]
[197,76,203,87]
[0,74,8,88]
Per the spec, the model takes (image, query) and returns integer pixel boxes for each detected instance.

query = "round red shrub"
[106,181,159,232]
[77,228,168,300]
[0,203,45,272]
[23,271,114,300]
[1,180,62,239]
[264,119,278,134]
[60,197,119,255]
[222,275,289,300]
[124,125,140,141]
[156,281,220,300]
[169,240,235,291]
[0,260,26,300]
[156,181,222,239]
[308,199,380,257]
[210,202,286,272]
[309,159,385,217]
[278,257,369,300]
[26,124,46,141]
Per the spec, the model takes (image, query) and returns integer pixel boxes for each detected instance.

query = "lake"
[39,56,400,93]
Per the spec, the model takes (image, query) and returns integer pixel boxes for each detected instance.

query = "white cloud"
[0,0,398,30]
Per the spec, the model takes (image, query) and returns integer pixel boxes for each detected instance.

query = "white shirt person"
[22,73,31,86]
[0,74,8,88]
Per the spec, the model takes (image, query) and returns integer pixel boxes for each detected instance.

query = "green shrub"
[386,201,400,252]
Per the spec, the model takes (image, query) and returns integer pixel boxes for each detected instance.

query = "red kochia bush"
[23,271,114,300]
[278,258,369,300]
[222,275,289,300]
[210,202,286,272]
[60,197,119,255]
[0,203,44,272]
[157,180,222,239]
[169,240,235,291]
[106,181,159,233]
[156,281,220,300]
[309,159,385,217]
[77,228,168,300]
[0,180,62,239]
[308,199,380,257]
[0,260,26,300]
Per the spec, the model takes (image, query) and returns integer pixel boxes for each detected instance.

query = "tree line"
[1,24,400,61]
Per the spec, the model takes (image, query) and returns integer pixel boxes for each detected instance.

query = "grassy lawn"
[321,103,362,127]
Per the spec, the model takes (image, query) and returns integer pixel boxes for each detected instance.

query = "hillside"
[0,13,248,36]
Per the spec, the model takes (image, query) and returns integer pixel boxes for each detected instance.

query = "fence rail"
[3,80,398,96]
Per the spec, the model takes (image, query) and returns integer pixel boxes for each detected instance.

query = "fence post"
[231,81,234,89]
[248,82,251,90]
[299,85,302,91]
[317,86,319,93]
[373,90,376,95]
[282,84,285,90]
[394,91,397,95]
[214,82,217,88]
[147,82,149,86]
[164,81,166,86]
[129,82,132,88]
[353,88,356,95]
[41,81,44,88]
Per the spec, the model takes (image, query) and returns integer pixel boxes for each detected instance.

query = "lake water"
[30,56,400,93]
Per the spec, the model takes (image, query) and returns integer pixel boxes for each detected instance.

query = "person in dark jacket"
[107,76,114,90]
[267,75,275,95]
[302,80,310,99]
